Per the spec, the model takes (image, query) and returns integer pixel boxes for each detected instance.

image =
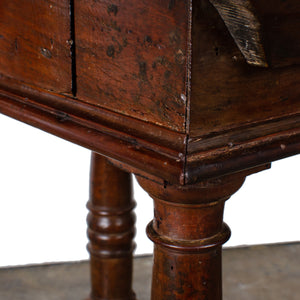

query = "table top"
[0,0,299,185]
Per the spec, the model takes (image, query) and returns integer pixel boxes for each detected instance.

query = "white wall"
[0,114,299,267]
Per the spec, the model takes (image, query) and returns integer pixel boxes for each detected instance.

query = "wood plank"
[75,0,189,132]
[189,0,300,139]
[208,0,300,68]
[0,0,72,93]
[209,0,268,67]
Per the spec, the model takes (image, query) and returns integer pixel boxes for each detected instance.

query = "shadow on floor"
[0,242,299,300]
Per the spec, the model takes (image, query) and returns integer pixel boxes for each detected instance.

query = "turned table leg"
[87,152,136,300]
[137,174,246,300]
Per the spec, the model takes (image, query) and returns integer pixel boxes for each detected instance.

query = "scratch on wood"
[209,0,268,67]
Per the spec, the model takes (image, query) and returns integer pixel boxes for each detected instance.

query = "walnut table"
[0,0,299,299]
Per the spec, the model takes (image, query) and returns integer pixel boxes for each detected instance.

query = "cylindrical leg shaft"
[87,153,136,300]
[137,174,245,300]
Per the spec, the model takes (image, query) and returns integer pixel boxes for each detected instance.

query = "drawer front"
[75,0,189,132]
[0,0,72,93]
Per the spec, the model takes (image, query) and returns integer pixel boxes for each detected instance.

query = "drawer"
[75,0,189,132]
[0,0,72,94]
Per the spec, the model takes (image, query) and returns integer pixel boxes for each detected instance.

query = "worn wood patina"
[0,0,299,299]
[209,0,268,67]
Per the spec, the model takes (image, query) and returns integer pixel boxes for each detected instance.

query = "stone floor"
[0,243,299,300]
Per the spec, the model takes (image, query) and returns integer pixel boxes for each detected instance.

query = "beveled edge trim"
[0,75,186,152]
[147,221,231,253]
[0,76,299,186]
[87,242,136,259]
[188,114,300,153]
[186,128,300,184]
[0,87,185,184]
[86,200,137,216]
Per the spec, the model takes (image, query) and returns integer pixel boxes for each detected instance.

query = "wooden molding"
[0,77,299,185]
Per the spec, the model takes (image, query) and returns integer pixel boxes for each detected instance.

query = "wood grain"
[209,0,268,67]
[0,0,72,93]
[208,0,300,68]
[137,172,246,299]
[189,0,300,140]
[0,0,299,186]
[0,81,186,184]
[0,2,299,299]
[75,0,189,132]
[87,153,136,300]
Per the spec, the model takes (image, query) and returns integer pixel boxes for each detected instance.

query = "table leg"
[87,152,136,300]
[137,174,246,300]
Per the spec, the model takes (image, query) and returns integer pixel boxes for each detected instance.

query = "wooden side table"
[0,0,299,299]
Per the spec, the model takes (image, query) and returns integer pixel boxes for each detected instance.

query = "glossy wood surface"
[0,1,299,299]
[87,153,136,300]
[0,0,299,185]
[137,172,247,299]
[0,0,72,93]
